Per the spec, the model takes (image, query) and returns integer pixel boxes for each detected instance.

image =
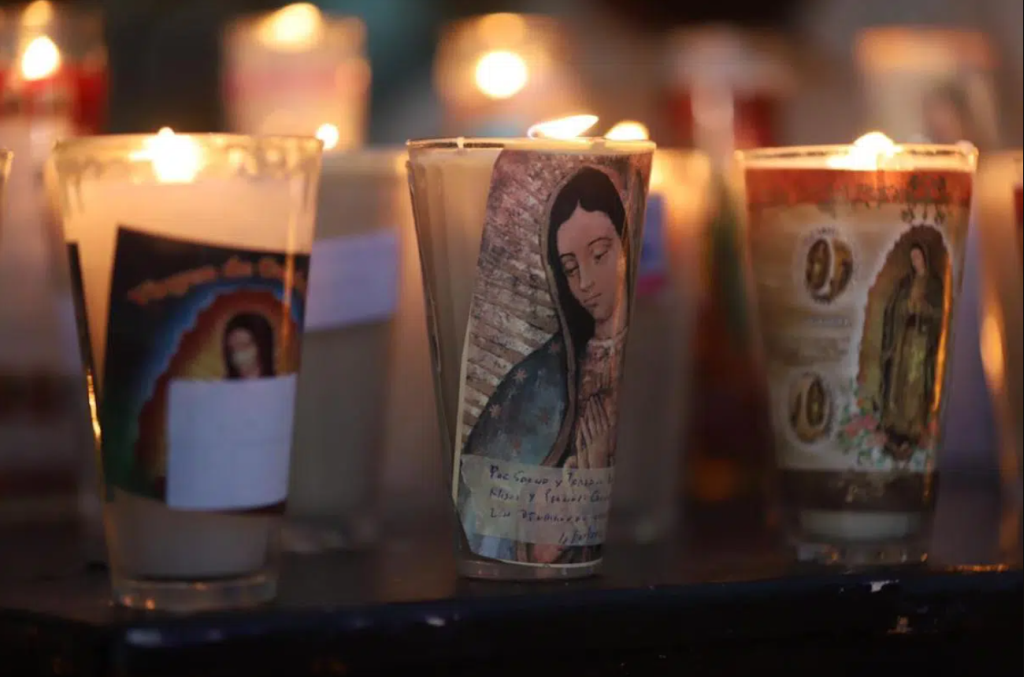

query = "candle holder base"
[788,509,931,566]
[112,571,277,613]
[457,557,600,581]
[794,539,929,567]
[280,516,379,554]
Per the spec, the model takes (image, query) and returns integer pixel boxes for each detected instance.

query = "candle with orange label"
[741,133,977,564]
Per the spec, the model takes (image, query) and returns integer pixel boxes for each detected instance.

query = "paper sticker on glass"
[745,166,971,513]
[453,151,649,567]
[101,227,309,510]
[860,228,947,463]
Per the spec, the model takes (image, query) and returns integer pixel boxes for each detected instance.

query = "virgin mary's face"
[227,327,262,378]
[556,205,625,325]
[910,247,927,275]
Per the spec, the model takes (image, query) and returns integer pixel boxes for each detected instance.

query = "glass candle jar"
[47,131,322,611]
[740,136,977,565]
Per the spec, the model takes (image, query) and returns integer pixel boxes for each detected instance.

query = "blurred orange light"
[605,121,650,141]
[315,123,340,151]
[258,3,323,52]
[20,35,61,81]
[474,50,528,99]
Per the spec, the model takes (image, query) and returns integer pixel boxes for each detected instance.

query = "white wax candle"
[287,149,432,547]
[0,116,73,368]
[976,152,1023,485]
[223,5,369,150]
[611,149,710,543]
[50,133,319,580]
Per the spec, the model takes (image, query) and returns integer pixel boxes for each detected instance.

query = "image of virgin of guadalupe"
[223,313,276,379]
[878,244,944,460]
[457,166,634,565]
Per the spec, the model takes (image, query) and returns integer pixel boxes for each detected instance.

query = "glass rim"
[52,133,323,159]
[406,137,657,151]
[738,142,977,164]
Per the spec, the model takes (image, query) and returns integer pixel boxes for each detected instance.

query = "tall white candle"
[976,152,1023,490]
[223,4,369,151]
[48,131,321,609]
[286,148,438,549]
[0,30,81,523]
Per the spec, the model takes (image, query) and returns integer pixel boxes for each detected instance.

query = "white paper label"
[165,375,297,510]
[304,231,399,332]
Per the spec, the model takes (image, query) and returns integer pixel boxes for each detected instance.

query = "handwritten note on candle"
[304,230,399,332]
[460,455,613,546]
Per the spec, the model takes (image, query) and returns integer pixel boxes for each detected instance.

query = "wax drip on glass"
[129,128,203,183]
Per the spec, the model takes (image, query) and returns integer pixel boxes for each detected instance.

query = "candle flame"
[528,115,598,140]
[605,121,650,141]
[20,35,61,81]
[130,128,203,183]
[828,131,899,170]
[475,50,529,99]
[258,3,323,51]
[315,123,340,150]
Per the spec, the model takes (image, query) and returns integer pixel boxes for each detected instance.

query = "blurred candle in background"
[975,151,1023,558]
[662,26,795,156]
[604,120,711,544]
[0,1,107,524]
[285,148,438,550]
[856,27,1002,475]
[855,27,1000,149]
[433,13,586,138]
[661,26,794,544]
[223,3,370,150]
